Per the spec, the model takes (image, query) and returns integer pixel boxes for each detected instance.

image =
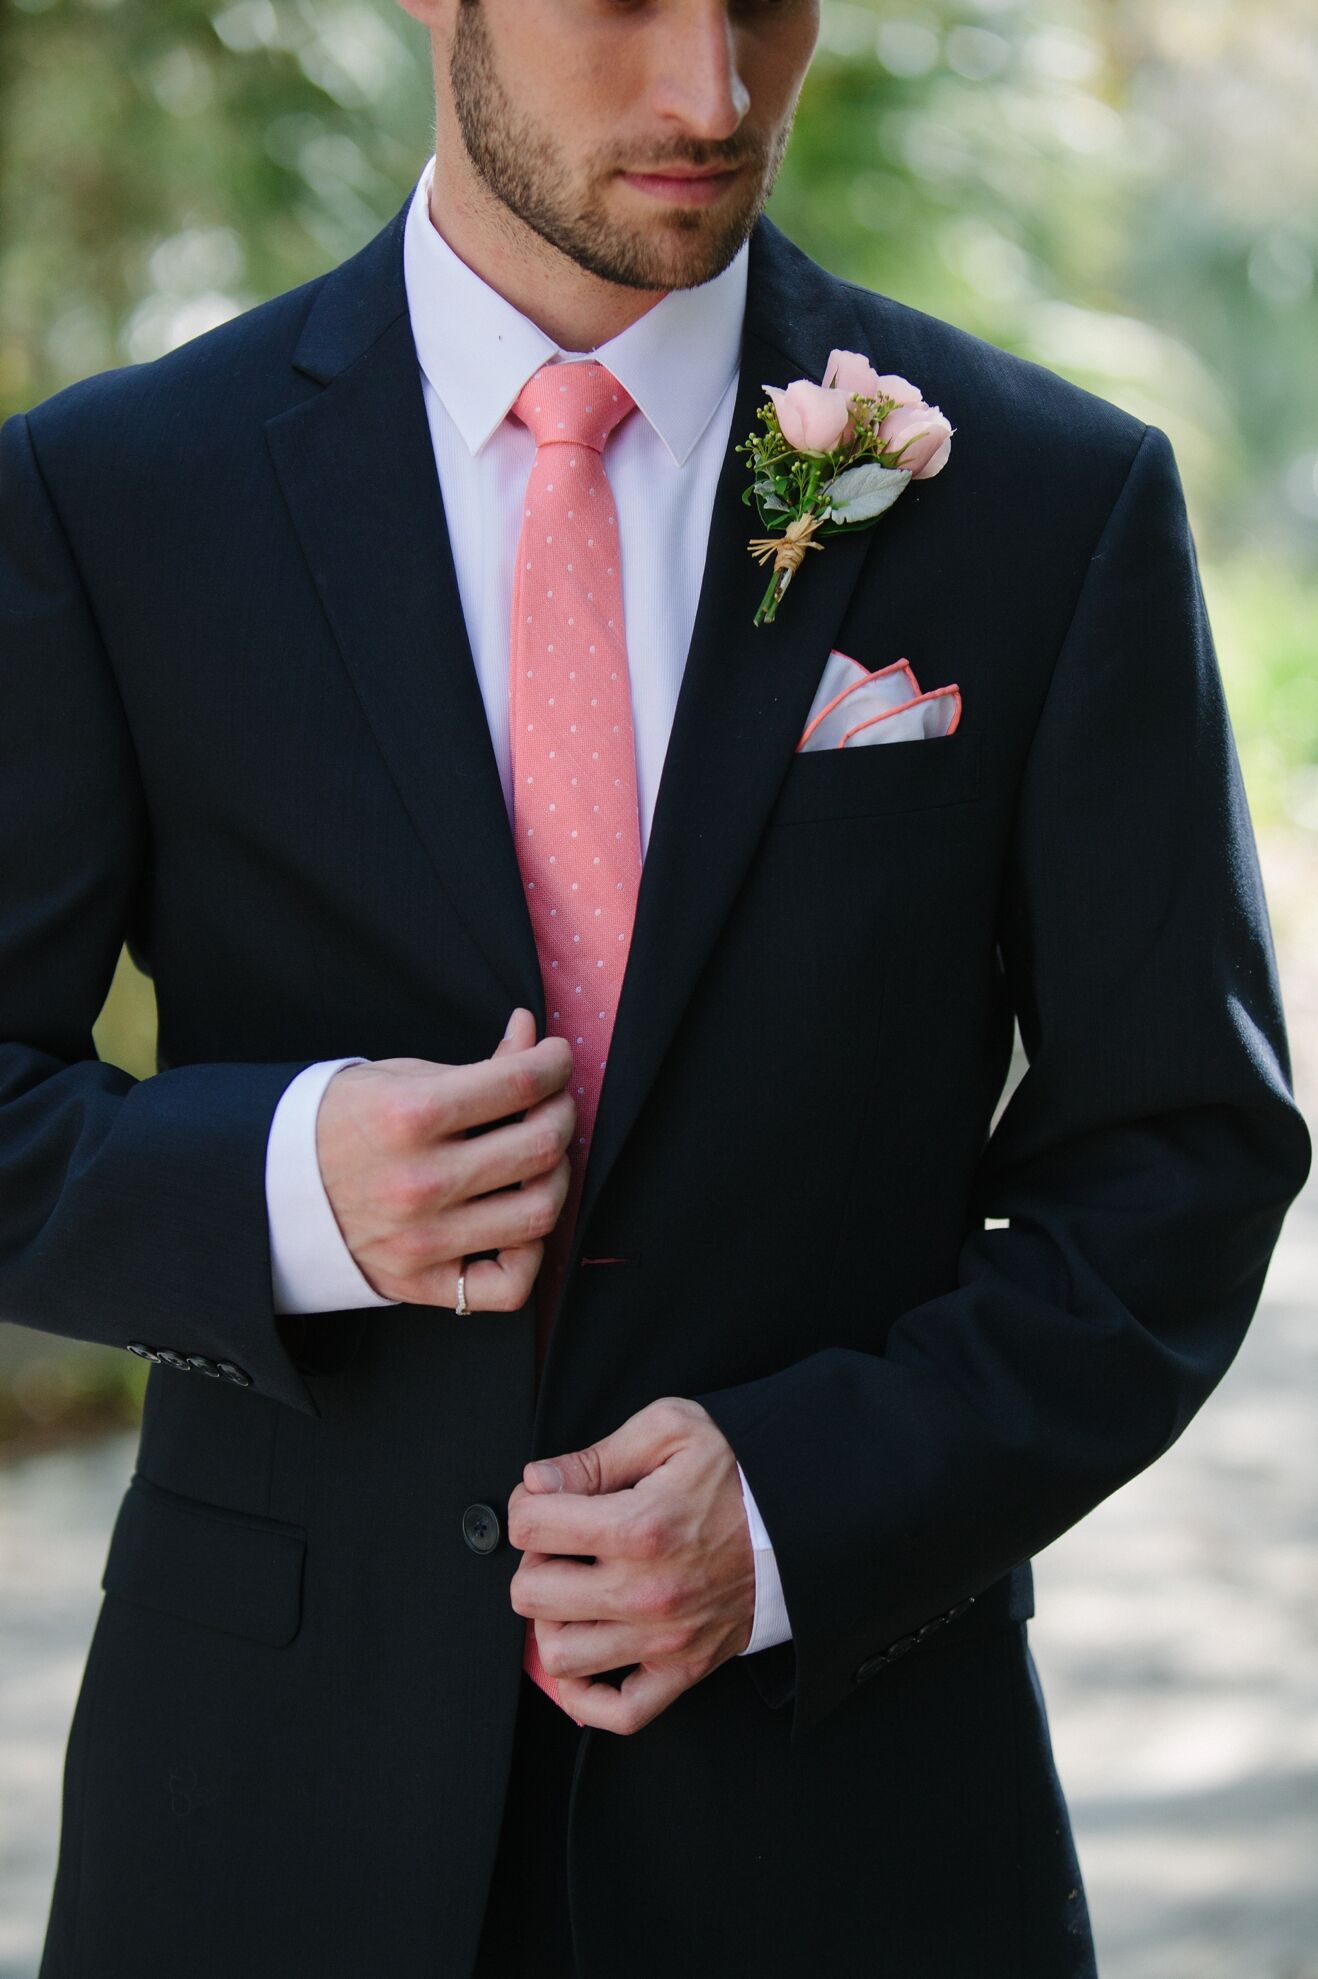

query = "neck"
[425,165,668,355]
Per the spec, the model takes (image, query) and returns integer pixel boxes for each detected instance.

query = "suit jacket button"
[156,1348,191,1371]
[126,1342,161,1361]
[462,1504,502,1555]
[186,1355,224,1377]
[854,1651,888,1684]
[215,1361,252,1386]
[946,1597,976,1621]
[884,1634,918,1660]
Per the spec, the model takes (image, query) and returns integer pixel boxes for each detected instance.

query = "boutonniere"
[737,349,954,626]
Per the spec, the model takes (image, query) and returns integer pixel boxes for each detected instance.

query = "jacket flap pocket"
[770,725,982,824]
[102,1472,306,1647]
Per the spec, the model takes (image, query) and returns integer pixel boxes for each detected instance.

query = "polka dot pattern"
[507,358,642,1716]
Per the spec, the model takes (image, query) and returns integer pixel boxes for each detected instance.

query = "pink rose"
[871,373,925,409]
[819,358,924,445]
[877,400,954,478]
[763,379,853,454]
[820,348,885,400]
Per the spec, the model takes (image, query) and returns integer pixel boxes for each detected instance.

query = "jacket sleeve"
[0,408,324,1418]
[694,421,1312,1739]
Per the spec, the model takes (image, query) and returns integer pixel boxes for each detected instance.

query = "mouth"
[619,166,744,206]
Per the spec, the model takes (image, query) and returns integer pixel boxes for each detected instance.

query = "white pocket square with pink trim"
[797,649,962,751]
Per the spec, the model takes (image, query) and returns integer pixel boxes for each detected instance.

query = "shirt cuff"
[734,1460,792,1654]
[265,1058,403,1314]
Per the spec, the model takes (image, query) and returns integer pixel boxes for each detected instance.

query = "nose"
[646,0,752,140]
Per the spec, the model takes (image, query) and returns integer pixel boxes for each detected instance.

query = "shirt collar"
[402,155,747,469]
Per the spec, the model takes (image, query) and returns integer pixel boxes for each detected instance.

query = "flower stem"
[753,566,782,626]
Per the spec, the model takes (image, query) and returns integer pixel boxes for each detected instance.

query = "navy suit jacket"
[2,196,1309,1977]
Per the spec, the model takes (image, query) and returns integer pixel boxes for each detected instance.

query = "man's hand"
[507,1397,757,1735]
[314,1007,576,1310]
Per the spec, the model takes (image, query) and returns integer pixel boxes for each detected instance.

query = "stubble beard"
[448,2,793,293]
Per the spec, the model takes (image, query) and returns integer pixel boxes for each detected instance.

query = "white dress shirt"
[264,156,791,1658]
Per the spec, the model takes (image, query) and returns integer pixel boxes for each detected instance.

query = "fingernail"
[529,1461,563,1491]
[504,1007,521,1040]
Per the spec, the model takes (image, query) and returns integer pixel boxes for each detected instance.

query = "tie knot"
[509,359,637,454]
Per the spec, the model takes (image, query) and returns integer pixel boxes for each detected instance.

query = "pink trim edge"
[837,682,962,748]
[796,654,923,753]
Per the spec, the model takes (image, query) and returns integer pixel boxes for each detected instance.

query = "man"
[2,0,1309,1973]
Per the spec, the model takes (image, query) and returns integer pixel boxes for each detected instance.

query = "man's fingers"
[429,1245,542,1314]
[492,1006,538,1057]
[510,1556,632,1623]
[507,1484,636,1559]
[447,1088,576,1199]
[399,1033,574,1142]
[528,1397,697,1498]
[555,1659,690,1737]
[534,1616,689,1683]
[532,1616,614,1681]
[430,1154,570,1256]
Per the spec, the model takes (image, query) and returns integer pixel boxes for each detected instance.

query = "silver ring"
[455,1266,471,1317]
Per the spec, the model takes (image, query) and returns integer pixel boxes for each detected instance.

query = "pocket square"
[797,650,962,751]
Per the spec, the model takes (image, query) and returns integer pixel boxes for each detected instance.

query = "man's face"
[442,0,820,292]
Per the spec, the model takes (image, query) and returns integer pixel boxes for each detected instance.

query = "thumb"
[525,1402,682,1497]
[493,1005,536,1056]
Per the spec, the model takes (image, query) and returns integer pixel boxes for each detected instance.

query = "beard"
[448,1,793,292]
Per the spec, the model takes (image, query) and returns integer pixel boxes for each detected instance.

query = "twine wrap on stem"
[747,507,830,625]
[747,507,828,575]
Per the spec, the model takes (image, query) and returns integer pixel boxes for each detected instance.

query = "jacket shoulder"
[17,266,337,459]
[754,215,1152,522]
[840,273,1147,471]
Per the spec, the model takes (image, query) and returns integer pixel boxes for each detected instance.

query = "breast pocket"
[769,727,983,825]
[101,1471,306,1647]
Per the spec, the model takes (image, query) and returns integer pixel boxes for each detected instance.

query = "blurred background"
[1,0,1314,1972]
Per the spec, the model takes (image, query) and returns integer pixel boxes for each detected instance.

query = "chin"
[611,198,758,272]
[628,236,739,290]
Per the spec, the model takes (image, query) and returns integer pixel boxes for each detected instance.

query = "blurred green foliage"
[1,0,1315,1442]
[2,0,1313,792]
[0,1328,147,1454]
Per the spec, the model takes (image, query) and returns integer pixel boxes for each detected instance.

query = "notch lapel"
[265,204,546,1032]
[566,223,889,1260]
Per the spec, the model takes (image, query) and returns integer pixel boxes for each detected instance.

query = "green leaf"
[820,462,912,523]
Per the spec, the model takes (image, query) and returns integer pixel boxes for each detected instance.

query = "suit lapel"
[265,205,547,1029]
[265,198,892,1256]
[570,226,883,1249]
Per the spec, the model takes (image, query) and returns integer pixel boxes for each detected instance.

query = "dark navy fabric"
[472,1675,583,1979]
[1,194,1308,1976]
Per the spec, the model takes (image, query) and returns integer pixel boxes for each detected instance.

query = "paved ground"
[1030,1163,1318,1979]
[2,830,1314,1977]
[0,1431,140,1979]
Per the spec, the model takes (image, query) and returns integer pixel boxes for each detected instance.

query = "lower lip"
[621,169,740,206]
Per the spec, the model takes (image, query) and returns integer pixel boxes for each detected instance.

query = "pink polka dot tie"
[507,358,642,1716]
